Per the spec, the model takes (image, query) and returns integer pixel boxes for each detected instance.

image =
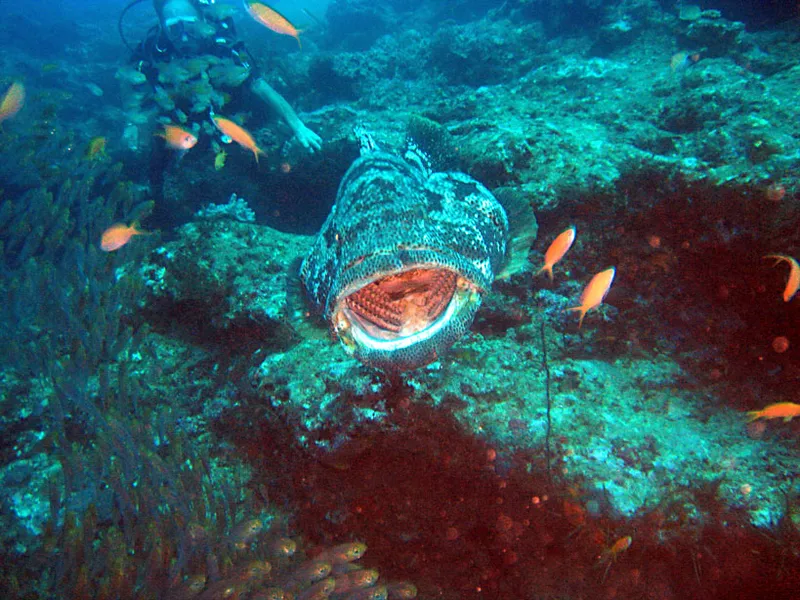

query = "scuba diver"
[117,0,322,154]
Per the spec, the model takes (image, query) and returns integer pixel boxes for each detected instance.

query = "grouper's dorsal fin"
[404,139,432,178]
[354,124,378,156]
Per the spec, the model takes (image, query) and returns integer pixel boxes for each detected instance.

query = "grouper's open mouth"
[331,267,481,366]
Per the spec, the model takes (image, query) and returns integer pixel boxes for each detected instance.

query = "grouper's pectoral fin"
[285,256,331,341]
[492,186,539,280]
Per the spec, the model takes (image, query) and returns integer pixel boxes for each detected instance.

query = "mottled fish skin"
[300,147,508,370]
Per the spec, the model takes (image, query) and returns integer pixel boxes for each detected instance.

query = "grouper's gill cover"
[300,148,509,371]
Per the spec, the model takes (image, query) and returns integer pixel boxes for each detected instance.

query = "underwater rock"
[430,19,545,86]
[325,0,397,51]
[678,13,747,57]
[195,193,256,223]
[140,212,312,341]
[300,137,508,371]
[678,4,703,21]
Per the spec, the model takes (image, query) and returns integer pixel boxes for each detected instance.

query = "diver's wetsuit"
[131,9,253,94]
[128,1,257,219]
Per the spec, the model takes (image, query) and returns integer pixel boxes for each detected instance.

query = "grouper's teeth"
[332,268,483,368]
[341,268,458,341]
[345,281,405,335]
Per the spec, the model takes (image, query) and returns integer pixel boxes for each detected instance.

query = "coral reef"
[195,193,257,223]
[139,210,312,340]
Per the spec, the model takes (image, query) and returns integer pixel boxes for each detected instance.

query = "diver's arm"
[251,77,322,152]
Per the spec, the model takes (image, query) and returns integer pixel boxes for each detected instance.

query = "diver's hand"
[294,123,322,153]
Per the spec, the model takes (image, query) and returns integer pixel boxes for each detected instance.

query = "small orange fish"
[288,560,332,587]
[0,82,25,123]
[386,582,418,599]
[766,183,786,202]
[213,116,264,163]
[747,402,800,422]
[245,1,303,48]
[229,518,263,548]
[156,124,198,152]
[100,222,146,252]
[671,52,700,72]
[343,586,389,600]
[194,580,246,599]
[599,535,632,583]
[166,573,206,597]
[271,537,297,558]
[602,535,632,561]
[85,136,107,160]
[332,568,379,594]
[538,226,576,280]
[233,559,272,581]
[567,267,616,328]
[764,254,800,302]
[316,541,367,565]
[298,576,336,599]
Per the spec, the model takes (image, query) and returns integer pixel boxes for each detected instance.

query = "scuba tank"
[118,0,217,51]
[118,0,150,52]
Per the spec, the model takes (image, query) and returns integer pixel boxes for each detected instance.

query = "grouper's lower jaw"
[331,267,482,371]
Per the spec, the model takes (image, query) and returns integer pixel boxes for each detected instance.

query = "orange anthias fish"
[0,82,25,123]
[538,226,576,281]
[101,222,146,252]
[599,535,632,582]
[567,267,616,328]
[213,116,264,163]
[764,254,800,302]
[245,1,303,48]
[600,535,632,562]
[747,402,800,422]
[156,124,198,152]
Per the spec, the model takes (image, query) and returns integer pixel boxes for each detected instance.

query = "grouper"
[299,131,518,371]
